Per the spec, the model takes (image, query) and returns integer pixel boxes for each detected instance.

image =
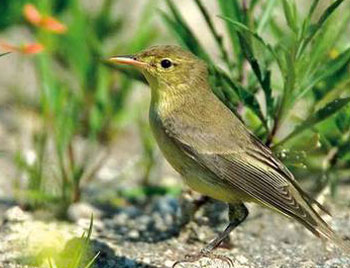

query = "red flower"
[0,41,44,55]
[23,4,67,34]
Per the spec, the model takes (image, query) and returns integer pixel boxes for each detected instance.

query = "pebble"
[164,259,175,267]
[113,212,129,225]
[322,257,350,268]
[4,206,31,222]
[123,258,136,268]
[1,195,350,268]
[237,255,248,264]
[127,230,140,239]
[67,202,102,222]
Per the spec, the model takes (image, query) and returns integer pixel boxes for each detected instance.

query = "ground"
[1,186,350,268]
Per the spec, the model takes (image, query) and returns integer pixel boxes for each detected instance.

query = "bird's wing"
[171,125,350,251]
[246,133,330,215]
[176,137,316,225]
[163,110,329,233]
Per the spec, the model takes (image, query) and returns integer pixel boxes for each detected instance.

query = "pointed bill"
[108,55,147,68]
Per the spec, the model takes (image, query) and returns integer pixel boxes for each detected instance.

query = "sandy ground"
[0,186,350,268]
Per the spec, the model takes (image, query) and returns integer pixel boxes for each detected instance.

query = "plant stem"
[268,45,297,147]
[194,0,232,71]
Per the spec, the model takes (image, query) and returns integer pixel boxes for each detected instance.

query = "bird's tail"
[295,198,350,254]
[312,217,350,254]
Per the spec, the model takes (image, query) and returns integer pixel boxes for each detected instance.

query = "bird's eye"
[160,59,173,69]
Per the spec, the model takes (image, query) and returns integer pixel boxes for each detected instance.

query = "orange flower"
[40,17,67,34]
[22,43,45,54]
[0,41,44,55]
[23,4,42,25]
[23,4,67,34]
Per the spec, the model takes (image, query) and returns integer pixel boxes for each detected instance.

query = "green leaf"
[218,17,276,123]
[299,10,350,86]
[297,47,350,100]
[335,106,350,133]
[0,52,10,57]
[297,0,345,57]
[217,0,243,67]
[281,0,298,34]
[161,0,211,63]
[194,0,231,70]
[211,66,268,129]
[257,0,277,34]
[275,97,350,147]
[218,17,281,69]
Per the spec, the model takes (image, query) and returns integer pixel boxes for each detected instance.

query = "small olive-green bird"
[109,45,350,261]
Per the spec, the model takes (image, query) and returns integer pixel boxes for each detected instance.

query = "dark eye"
[160,59,172,69]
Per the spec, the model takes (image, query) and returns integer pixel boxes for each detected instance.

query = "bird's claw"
[172,252,234,267]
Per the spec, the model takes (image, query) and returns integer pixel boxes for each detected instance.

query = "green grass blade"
[281,0,298,34]
[0,52,10,57]
[297,47,350,100]
[317,0,344,26]
[218,16,274,120]
[307,0,320,18]
[218,16,281,69]
[275,97,350,147]
[86,214,94,242]
[161,0,211,63]
[297,0,345,57]
[217,0,243,66]
[257,0,277,35]
[84,252,100,268]
[193,0,231,69]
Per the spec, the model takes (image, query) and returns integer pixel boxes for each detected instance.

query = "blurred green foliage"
[1,0,350,216]
[18,215,99,268]
[160,0,350,195]
[50,216,99,268]
[0,0,69,30]
[1,0,160,215]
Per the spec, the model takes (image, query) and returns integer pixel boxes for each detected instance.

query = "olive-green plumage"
[109,45,350,255]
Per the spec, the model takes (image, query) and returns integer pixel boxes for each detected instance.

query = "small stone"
[236,255,248,264]
[300,260,316,268]
[4,206,31,222]
[127,230,140,239]
[164,259,174,267]
[154,197,179,214]
[123,258,136,268]
[142,257,151,263]
[113,212,129,225]
[67,202,101,222]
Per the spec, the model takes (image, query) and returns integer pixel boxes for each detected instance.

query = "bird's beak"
[108,55,147,68]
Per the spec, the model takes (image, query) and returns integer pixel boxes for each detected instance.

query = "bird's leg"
[178,190,210,228]
[173,203,248,267]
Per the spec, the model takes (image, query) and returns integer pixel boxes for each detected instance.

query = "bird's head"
[108,45,208,92]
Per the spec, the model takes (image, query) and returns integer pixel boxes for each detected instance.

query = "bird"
[108,45,350,264]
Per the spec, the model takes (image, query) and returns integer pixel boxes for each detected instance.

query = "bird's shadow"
[100,211,182,243]
[98,199,229,244]
[91,239,158,268]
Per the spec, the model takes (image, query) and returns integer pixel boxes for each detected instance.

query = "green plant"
[4,0,160,215]
[0,52,10,57]
[159,0,350,195]
[49,216,99,268]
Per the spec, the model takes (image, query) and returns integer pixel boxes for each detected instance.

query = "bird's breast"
[148,107,248,204]
[149,107,190,175]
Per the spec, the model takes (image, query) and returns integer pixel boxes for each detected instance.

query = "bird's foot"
[172,250,234,267]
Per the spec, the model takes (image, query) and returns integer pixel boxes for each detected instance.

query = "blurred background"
[0,0,350,267]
